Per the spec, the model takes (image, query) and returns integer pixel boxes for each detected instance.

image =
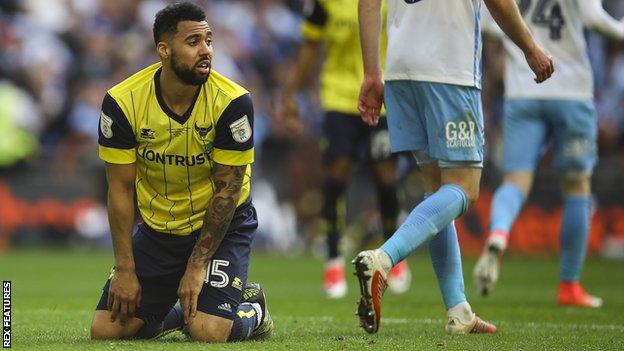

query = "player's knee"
[187,323,229,343]
[440,167,481,207]
[464,186,480,207]
[90,322,123,340]
[561,172,591,195]
[90,311,142,340]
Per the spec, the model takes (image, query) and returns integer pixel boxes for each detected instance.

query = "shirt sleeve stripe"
[99,145,136,164]
[301,22,325,41]
[212,148,254,166]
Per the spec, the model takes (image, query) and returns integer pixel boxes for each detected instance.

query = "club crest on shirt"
[194,122,213,140]
[100,112,113,139]
[229,115,252,143]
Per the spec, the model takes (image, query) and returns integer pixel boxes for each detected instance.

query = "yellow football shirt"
[301,0,387,115]
[98,63,254,236]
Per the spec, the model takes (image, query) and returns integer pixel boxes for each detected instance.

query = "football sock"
[324,179,346,259]
[419,192,467,309]
[376,182,399,240]
[134,303,183,339]
[429,220,466,309]
[560,195,591,282]
[380,184,468,265]
[489,183,525,234]
[227,302,261,342]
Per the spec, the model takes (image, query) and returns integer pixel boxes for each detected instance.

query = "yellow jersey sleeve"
[301,0,327,41]
[98,93,137,164]
[212,93,254,166]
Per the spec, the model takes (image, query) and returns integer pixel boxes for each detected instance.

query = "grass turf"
[1,249,623,350]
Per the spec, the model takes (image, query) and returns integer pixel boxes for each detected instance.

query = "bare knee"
[187,313,233,343]
[90,311,142,340]
[502,171,534,197]
[561,173,591,196]
[464,185,480,205]
[440,167,482,206]
[187,323,229,343]
[454,183,479,206]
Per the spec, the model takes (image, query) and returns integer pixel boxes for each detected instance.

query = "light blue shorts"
[502,99,597,174]
[384,81,484,167]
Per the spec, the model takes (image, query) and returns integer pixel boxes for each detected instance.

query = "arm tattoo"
[189,163,246,267]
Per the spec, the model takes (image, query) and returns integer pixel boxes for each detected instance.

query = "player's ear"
[156,41,170,60]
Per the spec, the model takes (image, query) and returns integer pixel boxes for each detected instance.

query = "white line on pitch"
[281,316,624,332]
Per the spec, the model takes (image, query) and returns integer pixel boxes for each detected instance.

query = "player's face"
[169,20,213,86]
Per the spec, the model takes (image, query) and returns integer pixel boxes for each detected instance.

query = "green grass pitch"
[1,249,623,350]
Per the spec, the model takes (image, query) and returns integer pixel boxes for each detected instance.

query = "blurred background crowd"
[0,0,623,258]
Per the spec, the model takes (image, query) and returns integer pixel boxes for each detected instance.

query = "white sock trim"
[376,249,393,272]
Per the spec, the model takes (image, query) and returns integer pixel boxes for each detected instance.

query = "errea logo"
[445,121,476,149]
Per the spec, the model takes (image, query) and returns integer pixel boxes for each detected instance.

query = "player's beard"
[170,52,210,86]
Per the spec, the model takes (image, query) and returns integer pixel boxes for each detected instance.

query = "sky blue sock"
[489,183,525,233]
[560,195,591,282]
[422,191,466,309]
[381,184,468,265]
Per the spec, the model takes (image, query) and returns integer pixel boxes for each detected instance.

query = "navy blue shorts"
[322,111,392,163]
[95,199,257,323]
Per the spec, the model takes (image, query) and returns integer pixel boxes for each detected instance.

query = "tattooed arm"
[177,162,246,323]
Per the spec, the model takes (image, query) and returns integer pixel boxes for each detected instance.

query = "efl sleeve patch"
[98,93,137,149]
[229,115,252,143]
[214,94,254,151]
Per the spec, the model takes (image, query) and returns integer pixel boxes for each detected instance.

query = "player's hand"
[524,44,554,83]
[278,93,304,135]
[177,264,207,324]
[358,72,384,127]
[107,267,141,325]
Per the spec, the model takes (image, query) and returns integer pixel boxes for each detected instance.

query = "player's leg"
[550,99,601,308]
[376,81,485,271]
[392,82,493,334]
[190,200,272,342]
[91,280,184,340]
[436,165,495,334]
[354,81,494,334]
[488,171,533,246]
[487,99,545,246]
[353,80,424,333]
[474,99,546,296]
[90,225,189,340]
[322,112,358,298]
[90,311,144,340]
[368,119,408,293]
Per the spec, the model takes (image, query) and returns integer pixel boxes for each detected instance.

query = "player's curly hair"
[153,2,206,45]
